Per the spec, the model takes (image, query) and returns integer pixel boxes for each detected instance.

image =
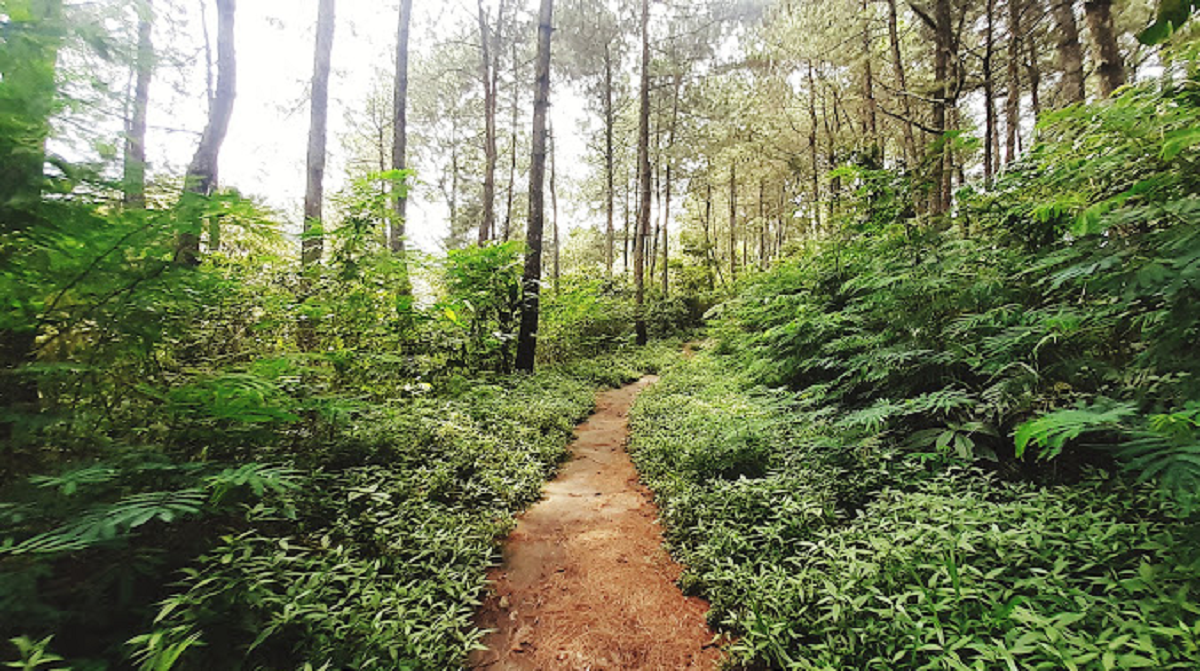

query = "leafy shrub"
[630,354,1200,670]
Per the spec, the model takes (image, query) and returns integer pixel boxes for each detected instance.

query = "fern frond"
[1014,400,1137,459]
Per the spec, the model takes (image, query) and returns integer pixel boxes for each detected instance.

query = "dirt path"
[469,376,722,670]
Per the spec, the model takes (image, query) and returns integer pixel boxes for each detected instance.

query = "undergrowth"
[631,353,1200,670]
[1,342,679,670]
[630,60,1200,670]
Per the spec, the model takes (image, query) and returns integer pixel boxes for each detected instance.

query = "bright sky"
[145,0,592,253]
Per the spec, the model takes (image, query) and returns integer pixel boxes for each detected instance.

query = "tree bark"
[661,72,680,299]
[861,0,878,140]
[391,0,412,280]
[177,0,236,267]
[1024,0,1042,117]
[603,45,615,277]
[515,0,554,371]
[729,162,737,281]
[1050,0,1085,105]
[1084,0,1126,97]
[932,0,954,215]
[634,0,651,346]
[503,37,519,242]
[886,0,916,167]
[984,0,996,183]
[303,0,335,269]
[550,120,560,295]
[477,0,499,245]
[124,0,153,208]
[806,61,821,232]
[1005,0,1022,164]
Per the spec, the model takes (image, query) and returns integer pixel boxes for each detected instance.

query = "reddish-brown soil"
[468,376,722,671]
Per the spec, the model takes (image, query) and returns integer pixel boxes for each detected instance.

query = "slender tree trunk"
[806,61,821,232]
[886,0,917,166]
[390,0,413,294]
[930,0,953,216]
[660,72,679,299]
[649,153,659,279]
[662,164,671,297]
[704,182,717,289]
[603,46,615,277]
[861,0,878,141]
[758,179,766,269]
[124,0,153,208]
[1051,0,1085,105]
[550,120,560,295]
[729,162,737,281]
[1005,0,1022,164]
[634,0,651,346]
[1084,0,1126,97]
[503,37,519,242]
[1025,0,1042,117]
[515,0,554,371]
[303,0,335,269]
[177,0,235,266]
[624,164,631,275]
[477,0,498,245]
[451,124,460,238]
[984,0,996,183]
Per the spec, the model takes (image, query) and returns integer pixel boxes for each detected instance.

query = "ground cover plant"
[629,61,1200,670]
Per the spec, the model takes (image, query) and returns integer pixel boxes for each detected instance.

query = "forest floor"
[468,376,722,670]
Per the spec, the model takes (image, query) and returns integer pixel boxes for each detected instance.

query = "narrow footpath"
[469,376,722,670]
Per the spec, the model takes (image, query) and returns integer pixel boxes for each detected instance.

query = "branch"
[906,1,936,30]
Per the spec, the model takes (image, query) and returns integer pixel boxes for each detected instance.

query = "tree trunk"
[124,0,153,208]
[704,182,718,289]
[503,37,519,242]
[303,0,335,269]
[661,72,680,299]
[886,0,917,167]
[177,0,236,267]
[729,162,737,281]
[1005,0,1022,164]
[634,0,651,346]
[603,45,615,277]
[1024,0,1042,117]
[477,0,498,245]
[931,0,953,216]
[391,0,412,283]
[624,164,632,275]
[861,0,878,140]
[1084,0,1126,97]
[805,61,821,232]
[984,0,996,183]
[515,0,554,371]
[662,164,671,297]
[1051,0,1085,105]
[550,120,560,295]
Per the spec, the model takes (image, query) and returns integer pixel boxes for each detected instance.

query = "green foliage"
[3,636,67,671]
[627,70,1200,670]
[1140,0,1200,44]
[630,355,1200,670]
[1014,401,1137,460]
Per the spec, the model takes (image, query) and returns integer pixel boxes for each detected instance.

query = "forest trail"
[468,376,721,670]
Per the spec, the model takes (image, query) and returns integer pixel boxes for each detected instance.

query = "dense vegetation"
[0,192,684,667]
[4,0,1200,667]
[629,52,1200,670]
